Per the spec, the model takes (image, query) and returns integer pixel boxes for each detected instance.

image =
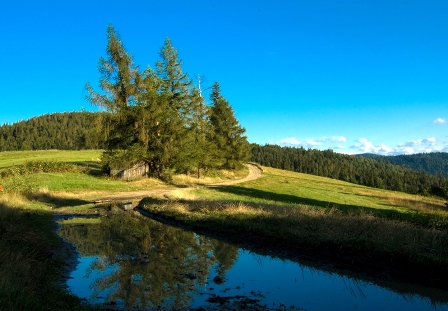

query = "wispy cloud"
[350,138,393,154]
[433,118,446,124]
[277,136,346,148]
[350,137,445,155]
[277,135,447,155]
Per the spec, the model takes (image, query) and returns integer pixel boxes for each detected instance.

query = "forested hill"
[0,112,106,151]
[357,153,448,178]
[251,144,447,198]
[1,112,447,197]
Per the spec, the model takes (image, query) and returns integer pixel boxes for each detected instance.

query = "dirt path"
[206,163,262,187]
[93,164,262,202]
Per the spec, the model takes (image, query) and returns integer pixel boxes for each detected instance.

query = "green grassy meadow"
[1,150,448,310]
[0,149,102,170]
[194,166,445,215]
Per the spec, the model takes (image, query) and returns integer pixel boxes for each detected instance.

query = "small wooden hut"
[111,162,150,180]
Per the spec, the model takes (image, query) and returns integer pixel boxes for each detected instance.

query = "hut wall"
[113,162,150,180]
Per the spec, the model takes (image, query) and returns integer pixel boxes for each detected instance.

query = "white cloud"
[350,138,393,154]
[330,136,346,143]
[306,140,320,146]
[401,137,436,148]
[278,135,448,155]
[378,144,393,153]
[349,136,448,155]
[394,146,415,154]
[278,137,302,145]
[423,137,436,144]
[433,118,446,124]
[277,136,346,148]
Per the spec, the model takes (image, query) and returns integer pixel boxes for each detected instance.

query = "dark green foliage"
[209,82,250,169]
[251,144,448,198]
[86,26,249,177]
[0,111,106,151]
[156,38,192,115]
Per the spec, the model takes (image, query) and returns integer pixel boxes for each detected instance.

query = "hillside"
[251,144,448,198]
[1,112,447,199]
[358,152,448,178]
[0,112,106,151]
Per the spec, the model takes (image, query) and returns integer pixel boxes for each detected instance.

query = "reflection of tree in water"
[58,213,239,309]
[212,240,239,279]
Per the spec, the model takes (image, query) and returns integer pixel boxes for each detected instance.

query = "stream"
[57,211,448,310]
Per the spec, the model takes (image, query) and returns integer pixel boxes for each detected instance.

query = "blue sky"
[1,0,447,155]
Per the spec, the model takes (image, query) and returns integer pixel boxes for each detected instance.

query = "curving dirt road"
[93,164,262,202]
[206,163,262,187]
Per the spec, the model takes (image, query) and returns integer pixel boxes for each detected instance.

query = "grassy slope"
[0,150,102,170]
[194,166,445,213]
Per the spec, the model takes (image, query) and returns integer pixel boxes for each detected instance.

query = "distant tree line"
[358,153,448,178]
[85,25,249,178]
[251,144,448,198]
[0,111,107,151]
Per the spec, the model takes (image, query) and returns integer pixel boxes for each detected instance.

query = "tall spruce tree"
[187,88,216,177]
[155,38,193,176]
[85,25,150,172]
[209,82,250,169]
[156,38,192,117]
[85,25,138,111]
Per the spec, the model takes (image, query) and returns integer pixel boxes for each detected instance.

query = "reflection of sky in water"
[67,256,120,305]
[68,249,448,311]
[190,249,448,311]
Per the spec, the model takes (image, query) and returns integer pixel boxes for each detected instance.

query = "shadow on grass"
[211,185,367,211]
[25,192,91,208]
[210,185,448,229]
[68,160,104,176]
[0,202,88,310]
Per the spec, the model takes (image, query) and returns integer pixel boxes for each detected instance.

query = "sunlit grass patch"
[163,189,196,200]
[170,174,217,186]
[170,166,249,186]
[0,150,102,170]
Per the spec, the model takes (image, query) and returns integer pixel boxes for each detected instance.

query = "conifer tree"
[155,38,193,176]
[187,88,216,177]
[85,25,147,171]
[85,25,138,111]
[209,82,250,169]
[156,38,192,117]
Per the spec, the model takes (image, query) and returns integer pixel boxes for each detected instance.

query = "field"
[0,150,447,310]
[0,149,102,170]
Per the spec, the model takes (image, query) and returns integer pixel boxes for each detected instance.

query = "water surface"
[58,212,448,310]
